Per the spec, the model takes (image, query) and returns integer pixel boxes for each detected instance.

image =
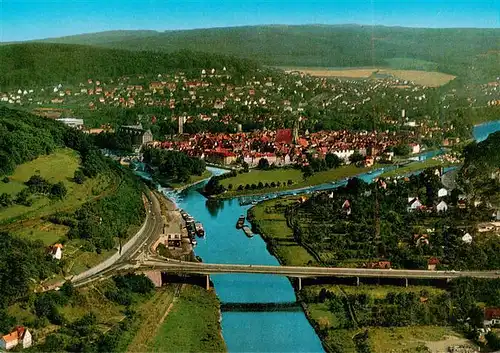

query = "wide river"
[157,121,500,353]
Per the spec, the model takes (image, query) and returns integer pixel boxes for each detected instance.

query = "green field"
[0,148,114,224]
[368,326,468,353]
[220,165,376,198]
[148,285,226,352]
[379,159,454,178]
[250,198,316,266]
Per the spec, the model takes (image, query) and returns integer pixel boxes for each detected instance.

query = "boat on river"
[195,222,205,237]
[242,226,253,238]
[236,215,245,229]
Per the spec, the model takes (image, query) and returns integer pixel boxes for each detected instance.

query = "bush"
[2,177,9,183]
[73,169,86,184]
[50,181,67,199]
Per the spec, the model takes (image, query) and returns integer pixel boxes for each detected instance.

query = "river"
[153,120,500,353]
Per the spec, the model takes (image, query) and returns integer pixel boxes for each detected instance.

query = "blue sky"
[1,0,498,42]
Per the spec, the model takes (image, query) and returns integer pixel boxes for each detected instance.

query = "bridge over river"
[74,255,500,290]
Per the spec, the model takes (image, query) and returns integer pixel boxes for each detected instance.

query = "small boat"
[191,238,197,246]
[242,226,253,238]
[195,222,205,237]
[236,215,245,229]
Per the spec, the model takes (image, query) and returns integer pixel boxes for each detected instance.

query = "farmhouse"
[484,307,500,327]
[0,327,32,351]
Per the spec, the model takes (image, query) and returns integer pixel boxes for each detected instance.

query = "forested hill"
[459,131,500,203]
[0,43,258,89]
[28,25,500,82]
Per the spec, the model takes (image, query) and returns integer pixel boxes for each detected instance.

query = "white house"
[0,327,32,351]
[51,244,63,260]
[462,233,473,244]
[410,143,421,154]
[437,188,448,198]
[408,197,422,212]
[436,200,448,213]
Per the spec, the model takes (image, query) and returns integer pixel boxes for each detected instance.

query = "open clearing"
[0,148,114,224]
[283,67,456,87]
[147,285,226,352]
[368,326,475,353]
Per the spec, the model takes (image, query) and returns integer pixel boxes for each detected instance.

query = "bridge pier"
[405,277,408,287]
[206,275,210,290]
[298,277,302,291]
[356,277,360,286]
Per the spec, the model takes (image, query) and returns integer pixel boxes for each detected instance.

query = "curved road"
[71,190,163,287]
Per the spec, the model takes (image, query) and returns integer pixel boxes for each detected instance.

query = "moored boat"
[236,215,245,229]
[242,226,253,238]
[195,222,205,237]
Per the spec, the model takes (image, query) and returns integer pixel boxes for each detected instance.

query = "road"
[71,190,163,287]
[128,258,500,280]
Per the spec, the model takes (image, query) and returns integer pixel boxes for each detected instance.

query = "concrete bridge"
[95,257,500,290]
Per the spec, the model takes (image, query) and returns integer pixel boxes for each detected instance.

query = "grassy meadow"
[219,164,376,199]
[0,148,115,225]
[147,285,226,353]
[249,197,316,266]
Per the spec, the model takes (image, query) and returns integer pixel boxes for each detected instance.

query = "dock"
[242,226,253,238]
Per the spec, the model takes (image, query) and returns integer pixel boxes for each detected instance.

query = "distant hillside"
[0,43,258,89]
[29,25,500,82]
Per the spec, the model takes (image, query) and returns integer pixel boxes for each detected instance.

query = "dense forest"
[0,43,258,90]
[142,147,206,184]
[30,25,500,82]
[459,131,500,203]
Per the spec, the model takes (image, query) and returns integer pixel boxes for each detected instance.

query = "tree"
[242,162,249,173]
[73,169,86,184]
[258,182,264,189]
[303,165,314,178]
[349,151,364,164]
[325,153,342,169]
[2,177,9,183]
[257,158,270,170]
[393,144,412,156]
[50,182,67,199]
[228,183,233,190]
[0,193,12,208]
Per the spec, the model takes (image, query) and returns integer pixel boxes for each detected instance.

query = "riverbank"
[127,284,226,353]
[215,164,379,199]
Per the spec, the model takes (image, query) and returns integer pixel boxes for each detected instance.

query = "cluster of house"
[3,66,490,141]
[0,326,32,351]
[147,127,423,167]
[364,257,441,271]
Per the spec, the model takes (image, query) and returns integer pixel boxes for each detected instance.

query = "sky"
[1,0,498,42]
